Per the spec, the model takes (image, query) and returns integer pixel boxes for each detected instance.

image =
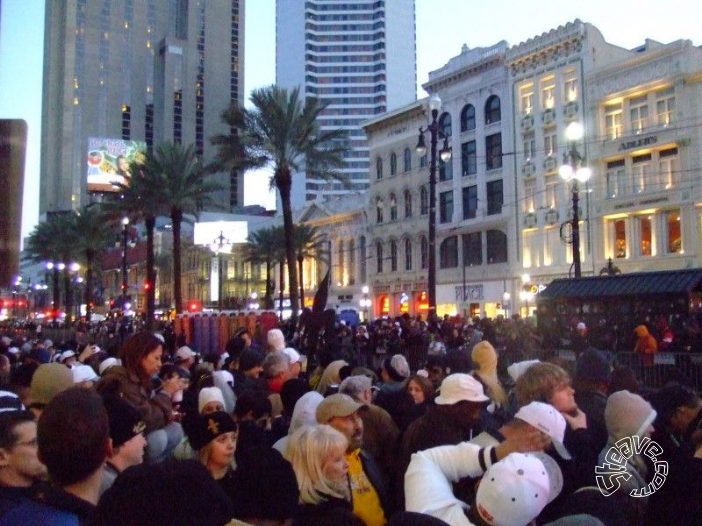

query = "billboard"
[86,137,146,193]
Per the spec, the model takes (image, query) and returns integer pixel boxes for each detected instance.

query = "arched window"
[404,238,413,271]
[485,95,501,124]
[420,187,428,215]
[460,104,476,132]
[439,236,459,268]
[403,148,412,172]
[376,157,383,180]
[389,193,397,221]
[420,236,428,269]
[404,189,412,218]
[390,152,397,175]
[486,229,508,263]
[420,153,427,168]
[439,113,452,137]
[337,240,345,285]
[376,242,384,273]
[390,240,397,272]
[359,236,367,283]
[376,198,384,223]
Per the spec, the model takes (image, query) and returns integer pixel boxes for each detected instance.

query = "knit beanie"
[266,329,285,352]
[198,387,226,413]
[188,411,237,451]
[238,349,264,372]
[29,363,74,406]
[102,395,145,448]
[471,340,498,374]
[605,390,656,442]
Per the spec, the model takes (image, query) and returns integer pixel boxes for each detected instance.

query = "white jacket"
[405,442,497,526]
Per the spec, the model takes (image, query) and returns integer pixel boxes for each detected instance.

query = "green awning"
[537,269,702,300]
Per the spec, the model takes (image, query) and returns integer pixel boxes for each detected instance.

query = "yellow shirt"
[346,448,387,526]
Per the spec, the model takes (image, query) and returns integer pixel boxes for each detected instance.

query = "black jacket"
[293,496,364,526]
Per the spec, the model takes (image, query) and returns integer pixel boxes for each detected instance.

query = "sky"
[1,0,700,242]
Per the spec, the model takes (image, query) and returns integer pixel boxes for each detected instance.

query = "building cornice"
[422,42,508,93]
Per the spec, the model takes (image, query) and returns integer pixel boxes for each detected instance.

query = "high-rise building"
[276,0,417,209]
[40,0,245,214]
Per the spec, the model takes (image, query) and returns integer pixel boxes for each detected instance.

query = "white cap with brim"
[515,401,572,460]
[72,364,99,384]
[435,373,490,405]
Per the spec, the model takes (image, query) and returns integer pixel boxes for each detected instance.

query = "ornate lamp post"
[559,122,591,278]
[360,285,371,321]
[210,231,231,311]
[121,217,130,307]
[416,93,452,321]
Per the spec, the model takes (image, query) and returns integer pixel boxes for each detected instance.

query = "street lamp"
[416,93,452,321]
[121,217,130,307]
[559,122,591,278]
[502,291,511,318]
[360,285,371,321]
[210,231,231,311]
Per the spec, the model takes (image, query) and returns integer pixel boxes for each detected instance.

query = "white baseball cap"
[435,373,489,405]
[72,364,99,384]
[282,347,304,365]
[515,401,571,460]
[175,346,197,362]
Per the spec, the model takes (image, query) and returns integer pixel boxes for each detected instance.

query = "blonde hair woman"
[288,424,364,526]
[188,411,238,501]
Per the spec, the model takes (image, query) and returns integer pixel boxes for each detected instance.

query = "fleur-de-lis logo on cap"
[207,418,219,435]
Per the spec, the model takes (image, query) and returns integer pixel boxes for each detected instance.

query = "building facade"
[276,0,417,209]
[41,0,245,214]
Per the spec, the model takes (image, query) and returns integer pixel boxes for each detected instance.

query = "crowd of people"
[1,312,701,525]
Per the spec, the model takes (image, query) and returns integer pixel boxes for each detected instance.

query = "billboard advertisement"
[86,137,146,193]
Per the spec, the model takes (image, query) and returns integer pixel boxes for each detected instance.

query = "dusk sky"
[1,0,699,240]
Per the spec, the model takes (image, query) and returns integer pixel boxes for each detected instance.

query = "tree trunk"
[172,208,183,314]
[278,256,285,321]
[85,249,94,323]
[277,172,299,319]
[63,268,73,327]
[145,216,156,331]
[264,260,274,309]
[298,256,305,310]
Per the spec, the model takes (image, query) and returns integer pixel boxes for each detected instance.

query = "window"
[486,179,503,215]
[486,230,507,263]
[485,133,502,170]
[614,220,627,258]
[544,178,558,209]
[337,240,345,285]
[659,148,678,189]
[389,194,397,221]
[563,74,578,102]
[404,189,412,218]
[404,238,412,271]
[523,135,535,160]
[420,236,428,269]
[544,133,557,156]
[390,152,397,175]
[485,95,501,124]
[632,154,651,194]
[461,140,477,176]
[360,236,367,284]
[439,113,452,137]
[666,210,681,254]
[541,81,555,109]
[439,157,453,181]
[603,159,625,198]
[524,182,535,213]
[348,239,356,285]
[439,236,458,268]
[520,89,534,115]
[460,104,476,132]
[439,191,453,223]
[376,243,384,273]
[420,187,428,215]
[656,87,675,127]
[419,153,427,168]
[403,148,411,172]
[376,157,383,179]
[462,185,478,220]
[629,95,649,134]
[605,103,622,139]
[389,240,397,271]
[639,216,652,256]
[376,198,384,223]
[463,232,482,266]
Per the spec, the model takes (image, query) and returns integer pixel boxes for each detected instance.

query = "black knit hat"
[102,395,146,448]
[187,411,237,451]
[238,348,264,372]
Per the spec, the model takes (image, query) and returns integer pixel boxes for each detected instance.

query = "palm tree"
[71,206,114,323]
[148,142,222,314]
[245,226,282,310]
[293,224,326,310]
[210,85,348,318]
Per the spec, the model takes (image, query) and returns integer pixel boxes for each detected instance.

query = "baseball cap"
[58,350,76,363]
[0,390,25,412]
[282,347,304,365]
[175,346,197,363]
[515,401,571,460]
[315,393,366,424]
[30,363,74,406]
[98,357,121,376]
[72,364,99,384]
[435,373,490,405]
[476,452,563,526]
[507,360,540,383]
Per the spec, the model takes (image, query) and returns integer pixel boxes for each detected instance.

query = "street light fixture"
[416,93,452,322]
[121,217,130,308]
[210,231,231,311]
[559,122,591,278]
[360,285,371,321]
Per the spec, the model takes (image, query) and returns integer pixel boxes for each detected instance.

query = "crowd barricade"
[611,351,702,392]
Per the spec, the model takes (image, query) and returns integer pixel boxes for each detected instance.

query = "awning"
[537,268,702,300]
